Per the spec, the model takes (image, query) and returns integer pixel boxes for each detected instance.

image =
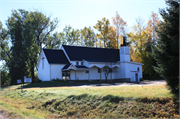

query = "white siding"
[120,46,130,62]
[89,67,111,80]
[113,63,126,79]
[38,51,50,81]
[70,70,89,80]
[89,67,100,80]
[83,60,89,67]
[50,64,65,80]
[125,63,143,81]
[113,62,143,81]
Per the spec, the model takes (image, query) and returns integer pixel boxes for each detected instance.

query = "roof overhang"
[119,61,144,65]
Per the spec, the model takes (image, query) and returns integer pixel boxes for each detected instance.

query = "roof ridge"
[43,49,62,51]
[62,45,118,50]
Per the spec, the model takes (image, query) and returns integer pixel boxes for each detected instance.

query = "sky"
[0,0,167,33]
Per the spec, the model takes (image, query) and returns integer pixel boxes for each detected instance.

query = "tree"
[107,26,117,49]
[0,64,11,86]
[146,12,160,45]
[27,10,59,81]
[94,17,110,48]
[152,0,179,93]
[3,9,59,83]
[80,27,94,47]
[112,11,127,49]
[0,21,10,63]
[8,20,27,84]
[44,32,61,49]
[143,12,160,79]
[127,18,147,64]
[70,28,80,46]
[0,21,11,86]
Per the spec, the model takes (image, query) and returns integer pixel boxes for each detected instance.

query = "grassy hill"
[0,81,179,118]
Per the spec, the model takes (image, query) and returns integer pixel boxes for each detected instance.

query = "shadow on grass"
[20,80,128,89]
[66,94,127,103]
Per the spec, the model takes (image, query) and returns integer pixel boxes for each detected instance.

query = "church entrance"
[62,71,70,80]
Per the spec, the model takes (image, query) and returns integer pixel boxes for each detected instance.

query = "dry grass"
[25,84,176,98]
[0,84,179,118]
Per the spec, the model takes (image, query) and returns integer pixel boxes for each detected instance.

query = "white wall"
[89,67,111,80]
[70,70,89,80]
[69,67,112,80]
[124,62,143,81]
[71,61,84,66]
[50,64,65,80]
[113,63,126,79]
[83,60,89,67]
[38,51,50,81]
[120,46,130,62]
[113,62,143,81]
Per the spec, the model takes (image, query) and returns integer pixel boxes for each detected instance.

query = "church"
[37,43,143,82]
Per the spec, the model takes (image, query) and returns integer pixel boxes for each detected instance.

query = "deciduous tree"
[112,11,127,49]
[94,17,110,48]
[80,27,94,47]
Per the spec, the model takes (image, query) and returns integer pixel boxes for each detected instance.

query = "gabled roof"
[43,49,69,64]
[62,45,120,62]
[62,64,89,70]
[62,64,71,70]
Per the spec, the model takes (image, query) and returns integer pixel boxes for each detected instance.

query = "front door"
[62,71,70,80]
[135,73,138,82]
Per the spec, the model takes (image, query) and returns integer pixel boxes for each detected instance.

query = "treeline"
[0,0,178,93]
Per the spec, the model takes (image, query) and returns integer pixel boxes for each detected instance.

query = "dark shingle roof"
[62,64,71,70]
[62,64,89,70]
[62,45,120,62]
[43,49,69,64]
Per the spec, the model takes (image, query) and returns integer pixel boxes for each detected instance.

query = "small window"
[81,62,83,65]
[85,71,89,73]
[98,68,101,73]
[137,67,139,71]
[76,62,79,65]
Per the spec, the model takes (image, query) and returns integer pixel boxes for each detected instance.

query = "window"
[98,68,101,73]
[85,71,89,73]
[137,67,139,71]
[81,62,83,65]
[76,62,79,65]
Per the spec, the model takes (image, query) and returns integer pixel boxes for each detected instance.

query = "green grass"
[0,83,179,118]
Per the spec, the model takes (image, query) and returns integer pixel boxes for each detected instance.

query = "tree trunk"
[31,61,35,82]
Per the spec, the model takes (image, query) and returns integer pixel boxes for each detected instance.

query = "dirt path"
[0,112,8,119]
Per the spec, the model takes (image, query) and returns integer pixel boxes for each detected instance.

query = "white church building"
[37,44,143,82]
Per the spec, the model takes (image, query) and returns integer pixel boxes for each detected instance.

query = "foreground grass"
[0,84,179,118]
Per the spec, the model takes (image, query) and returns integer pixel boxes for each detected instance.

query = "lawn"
[0,82,179,118]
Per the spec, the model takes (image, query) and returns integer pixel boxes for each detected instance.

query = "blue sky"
[0,0,167,33]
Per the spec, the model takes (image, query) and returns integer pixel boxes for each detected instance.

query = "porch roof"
[62,64,90,71]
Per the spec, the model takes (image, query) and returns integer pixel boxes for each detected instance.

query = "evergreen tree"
[152,0,179,93]
[9,20,27,84]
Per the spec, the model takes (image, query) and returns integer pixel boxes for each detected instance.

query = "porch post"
[111,72,112,82]
[75,70,76,80]
[88,70,90,81]
[100,68,101,81]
